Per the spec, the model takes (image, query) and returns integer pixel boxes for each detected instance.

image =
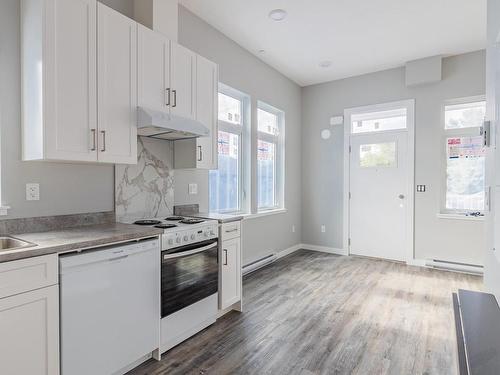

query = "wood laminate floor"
[129,250,482,375]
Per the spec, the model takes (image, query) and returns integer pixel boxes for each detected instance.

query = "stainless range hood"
[137,107,210,140]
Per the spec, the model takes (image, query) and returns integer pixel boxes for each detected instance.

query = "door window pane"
[257,140,276,208]
[258,109,279,136]
[359,142,396,168]
[445,101,486,130]
[352,108,407,134]
[218,93,241,125]
[446,136,485,211]
[209,131,240,212]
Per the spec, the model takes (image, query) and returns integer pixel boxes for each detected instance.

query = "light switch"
[26,183,40,201]
[330,116,344,126]
[188,183,198,195]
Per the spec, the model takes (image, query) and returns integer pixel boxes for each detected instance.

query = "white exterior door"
[137,24,170,114]
[44,0,98,162]
[345,100,414,262]
[97,3,137,164]
[170,42,196,120]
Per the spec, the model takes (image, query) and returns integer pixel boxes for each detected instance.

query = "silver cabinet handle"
[223,249,228,265]
[172,90,177,107]
[100,130,106,152]
[166,88,170,106]
[225,228,238,233]
[197,146,202,161]
[90,129,96,151]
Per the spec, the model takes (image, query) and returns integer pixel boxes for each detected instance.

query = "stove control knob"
[183,235,189,242]
[190,234,196,240]
[210,230,215,236]
[176,237,181,244]
[168,239,174,245]
[204,231,209,237]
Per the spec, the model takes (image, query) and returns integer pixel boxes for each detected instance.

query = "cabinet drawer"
[221,222,241,241]
[0,254,58,299]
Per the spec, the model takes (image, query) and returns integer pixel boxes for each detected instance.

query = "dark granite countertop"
[0,223,163,263]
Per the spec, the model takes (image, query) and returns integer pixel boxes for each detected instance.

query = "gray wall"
[302,51,486,265]
[0,0,116,219]
[177,6,303,265]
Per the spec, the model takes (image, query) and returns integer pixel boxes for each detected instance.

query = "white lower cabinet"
[0,285,59,375]
[219,227,242,310]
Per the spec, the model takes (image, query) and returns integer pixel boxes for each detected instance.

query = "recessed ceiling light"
[269,9,287,21]
[319,60,333,68]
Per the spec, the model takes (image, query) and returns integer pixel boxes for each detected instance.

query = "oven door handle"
[163,243,217,260]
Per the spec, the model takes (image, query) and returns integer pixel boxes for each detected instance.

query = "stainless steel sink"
[0,236,36,251]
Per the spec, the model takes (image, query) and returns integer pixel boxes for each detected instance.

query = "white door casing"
[343,100,415,263]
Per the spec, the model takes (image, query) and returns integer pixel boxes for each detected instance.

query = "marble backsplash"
[115,137,174,222]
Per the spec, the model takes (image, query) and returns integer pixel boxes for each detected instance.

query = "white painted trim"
[300,244,348,256]
[343,99,416,263]
[0,206,10,216]
[436,213,484,221]
[276,243,302,259]
[241,208,287,220]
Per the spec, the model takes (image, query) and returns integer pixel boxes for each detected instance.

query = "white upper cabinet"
[195,55,218,170]
[97,3,138,164]
[22,0,98,162]
[170,43,196,120]
[137,24,171,114]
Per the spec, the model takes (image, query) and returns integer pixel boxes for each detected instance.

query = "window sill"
[0,206,10,216]
[241,208,287,220]
[436,213,484,222]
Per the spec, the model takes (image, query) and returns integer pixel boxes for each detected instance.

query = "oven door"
[161,239,218,318]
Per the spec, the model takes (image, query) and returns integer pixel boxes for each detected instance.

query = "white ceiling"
[179,0,487,87]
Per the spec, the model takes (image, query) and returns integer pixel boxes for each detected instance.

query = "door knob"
[398,194,405,199]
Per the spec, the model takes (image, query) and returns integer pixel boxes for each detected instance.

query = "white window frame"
[440,95,486,215]
[256,101,285,212]
[209,84,250,214]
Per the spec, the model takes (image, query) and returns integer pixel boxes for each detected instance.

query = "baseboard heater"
[425,259,483,275]
[242,254,277,276]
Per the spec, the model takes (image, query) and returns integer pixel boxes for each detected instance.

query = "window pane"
[258,108,279,136]
[359,142,396,168]
[257,140,276,208]
[351,108,407,134]
[218,93,242,125]
[446,136,485,211]
[445,101,486,129]
[209,131,239,212]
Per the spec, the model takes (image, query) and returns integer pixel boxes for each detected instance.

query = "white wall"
[177,6,303,265]
[302,51,486,266]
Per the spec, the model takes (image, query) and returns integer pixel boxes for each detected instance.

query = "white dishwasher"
[59,238,160,375]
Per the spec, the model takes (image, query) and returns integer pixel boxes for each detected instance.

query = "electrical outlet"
[321,225,326,233]
[26,183,40,201]
[188,183,198,195]
[292,225,296,233]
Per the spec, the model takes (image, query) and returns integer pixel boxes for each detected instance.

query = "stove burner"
[179,218,205,225]
[165,216,184,221]
[154,224,177,229]
[134,220,162,226]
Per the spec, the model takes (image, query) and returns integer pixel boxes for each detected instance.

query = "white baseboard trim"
[276,244,302,259]
[300,244,348,256]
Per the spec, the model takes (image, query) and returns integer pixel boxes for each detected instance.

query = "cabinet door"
[137,25,170,113]
[44,0,98,162]
[196,55,218,169]
[170,42,196,120]
[220,237,241,310]
[97,3,137,164]
[0,286,59,375]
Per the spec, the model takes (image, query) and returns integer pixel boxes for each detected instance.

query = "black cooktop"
[134,220,162,226]
[165,216,184,221]
[179,218,205,225]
